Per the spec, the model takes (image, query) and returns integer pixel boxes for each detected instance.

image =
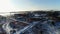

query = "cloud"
[0,0,17,12]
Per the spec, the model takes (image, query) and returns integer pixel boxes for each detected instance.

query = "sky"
[0,0,60,13]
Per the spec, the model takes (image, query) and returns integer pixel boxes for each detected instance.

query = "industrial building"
[0,11,60,34]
